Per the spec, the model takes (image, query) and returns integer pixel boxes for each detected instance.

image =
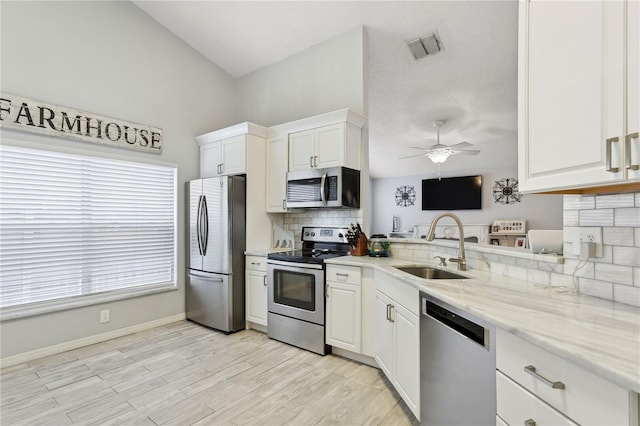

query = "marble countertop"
[326,255,640,394]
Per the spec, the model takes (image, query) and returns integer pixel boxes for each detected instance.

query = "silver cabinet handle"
[625,132,639,170]
[310,156,314,168]
[386,304,395,322]
[251,262,261,266]
[282,199,286,210]
[606,136,620,172]
[524,419,536,426]
[326,283,330,298]
[263,275,267,286]
[314,155,318,167]
[335,272,349,279]
[524,365,565,389]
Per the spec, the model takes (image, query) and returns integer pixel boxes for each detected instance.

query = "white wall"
[0,1,237,358]
[371,166,563,234]
[236,26,366,126]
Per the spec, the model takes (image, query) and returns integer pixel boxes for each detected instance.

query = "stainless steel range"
[267,226,350,355]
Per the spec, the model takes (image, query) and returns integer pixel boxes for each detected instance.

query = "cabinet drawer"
[497,371,577,426]
[326,265,361,285]
[245,255,267,272]
[497,329,631,425]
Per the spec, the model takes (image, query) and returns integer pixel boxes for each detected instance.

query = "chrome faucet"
[426,212,467,271]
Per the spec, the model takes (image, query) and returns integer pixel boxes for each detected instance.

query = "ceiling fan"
[400,120,480,164]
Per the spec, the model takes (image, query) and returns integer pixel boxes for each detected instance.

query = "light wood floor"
[0,320,418,425]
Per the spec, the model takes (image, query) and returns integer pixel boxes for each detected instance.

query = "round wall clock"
[395,185,416,207]
[493,178,521,204]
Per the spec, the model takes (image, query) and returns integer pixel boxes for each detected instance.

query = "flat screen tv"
[422,175,482,210]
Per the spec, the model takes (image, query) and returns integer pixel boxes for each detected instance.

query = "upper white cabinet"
[285,110,365,172]
[195,122,266,178]
[289,123,361,171]
[200,135,246,177]
[518,0,639,193]
[265,135,288,213]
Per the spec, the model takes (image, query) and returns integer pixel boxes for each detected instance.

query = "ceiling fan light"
[426,150,450,163]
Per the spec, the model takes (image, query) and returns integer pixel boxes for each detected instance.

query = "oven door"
[267,260,325,325]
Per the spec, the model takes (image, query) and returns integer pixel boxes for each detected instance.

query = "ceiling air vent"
[408,32,442,60]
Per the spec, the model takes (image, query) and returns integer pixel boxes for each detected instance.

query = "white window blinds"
[0,144,176,310]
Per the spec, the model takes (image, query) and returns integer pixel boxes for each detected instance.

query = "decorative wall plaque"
[0,93,162,154]
[395,185,416,207]
[493,178,521,204]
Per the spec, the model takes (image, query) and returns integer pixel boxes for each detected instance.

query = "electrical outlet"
[100,309,110,323]
[566,226,603,257]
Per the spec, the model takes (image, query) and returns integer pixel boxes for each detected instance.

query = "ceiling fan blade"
[449,141,474,149]
[409,146,429,150]
[398,153,428,159]
[452,149,480,155]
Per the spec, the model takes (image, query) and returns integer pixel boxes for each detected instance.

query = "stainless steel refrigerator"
[186,175,246,333]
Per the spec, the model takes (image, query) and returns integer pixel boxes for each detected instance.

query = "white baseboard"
[0,313,186,369]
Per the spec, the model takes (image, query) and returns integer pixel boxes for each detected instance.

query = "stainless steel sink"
[394,265,467,280]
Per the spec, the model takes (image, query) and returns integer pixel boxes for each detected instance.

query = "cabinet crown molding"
[195,122,267,146]
[267,108,367,137]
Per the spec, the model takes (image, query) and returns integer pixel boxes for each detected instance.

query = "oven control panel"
[302,227,349,243]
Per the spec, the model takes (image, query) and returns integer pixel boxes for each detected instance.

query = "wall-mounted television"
[422,175,482,210]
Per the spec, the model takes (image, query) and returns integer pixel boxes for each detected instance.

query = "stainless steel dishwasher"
[420,292,496,425]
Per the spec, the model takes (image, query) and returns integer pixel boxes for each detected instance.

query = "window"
[0,144,176,312]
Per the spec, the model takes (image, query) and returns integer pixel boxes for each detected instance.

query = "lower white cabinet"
[496,328,636,425]
[325,265,361,353]
[374,272,420,421]
[245,255,267,326]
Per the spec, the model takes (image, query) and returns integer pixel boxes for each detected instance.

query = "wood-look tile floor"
[0,321,418,425]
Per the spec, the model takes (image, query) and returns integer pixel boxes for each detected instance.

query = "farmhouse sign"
[0,93,162,154]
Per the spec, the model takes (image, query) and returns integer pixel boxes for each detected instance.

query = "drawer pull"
[251,262,261,266]
[524,365,565,389]
[335,272,349,279]
[524,419,536,426]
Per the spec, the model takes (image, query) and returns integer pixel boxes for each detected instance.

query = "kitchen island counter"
[325,255,640,394]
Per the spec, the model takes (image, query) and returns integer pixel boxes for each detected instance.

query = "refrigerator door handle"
[187,270,224,281]
[196,195,204,256]
[201,195,209,256]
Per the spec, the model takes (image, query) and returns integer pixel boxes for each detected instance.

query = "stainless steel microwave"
[286,167,360,209]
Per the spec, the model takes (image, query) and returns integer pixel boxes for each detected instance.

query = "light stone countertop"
[325,255,640,394]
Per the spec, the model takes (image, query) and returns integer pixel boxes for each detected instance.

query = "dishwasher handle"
[423,297,489,350]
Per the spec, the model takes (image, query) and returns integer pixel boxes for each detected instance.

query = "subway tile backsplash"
[386,191,639,307]
[282,209,363,242]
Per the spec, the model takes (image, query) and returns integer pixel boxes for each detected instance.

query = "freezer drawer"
[186,270,236,332]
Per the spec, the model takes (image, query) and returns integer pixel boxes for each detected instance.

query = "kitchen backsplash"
[388,191,639,308]
[282,209,363,243]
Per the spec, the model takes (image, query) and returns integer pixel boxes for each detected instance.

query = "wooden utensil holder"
[349,234,369,256]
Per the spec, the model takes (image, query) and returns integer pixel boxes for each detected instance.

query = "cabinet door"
[246,268,268,326]
[220,135,246,175]
[325,281,361,353]
[518,1,626,191]
[627,0,640,181]
[393,302,420,420]
[289,129,315,171]
[200,142,221,178]
[315,123,345,169]
[266,135,288,212]
[374,290,394,379]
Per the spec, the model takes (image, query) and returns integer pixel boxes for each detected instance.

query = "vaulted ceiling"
[134,1,519,179]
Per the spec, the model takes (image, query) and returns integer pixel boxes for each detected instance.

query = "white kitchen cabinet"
[374,272,420,421]
[200,135,246,177]
[496,328,636,425]
[325,265,361,353]
[288,123,361,172]
[245,255,268,326]
[518,0,639,193]
[265,135,288,212]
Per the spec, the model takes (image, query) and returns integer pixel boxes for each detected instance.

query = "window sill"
[0,284,178,322]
